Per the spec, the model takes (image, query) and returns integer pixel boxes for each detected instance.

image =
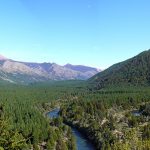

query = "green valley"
[0,50,150,150]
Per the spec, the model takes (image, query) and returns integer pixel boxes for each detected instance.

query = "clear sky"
[0,0,150,69]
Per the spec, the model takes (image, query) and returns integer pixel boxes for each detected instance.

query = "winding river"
[47,109,95,150]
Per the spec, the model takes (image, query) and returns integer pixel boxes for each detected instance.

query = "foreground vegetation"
[0,81,150,149]
[60,87,150,149]
[0,81,81,150]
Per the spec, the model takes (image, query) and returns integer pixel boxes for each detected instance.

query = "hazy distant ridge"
[0,56,100,84]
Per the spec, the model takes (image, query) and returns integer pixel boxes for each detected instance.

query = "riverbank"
[47,108,95,150]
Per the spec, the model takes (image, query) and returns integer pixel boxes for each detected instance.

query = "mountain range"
[0,55,100,84]
[1,49,149,87]
[89,49,150,89]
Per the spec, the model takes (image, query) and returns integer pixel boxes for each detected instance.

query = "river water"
[47,109,95,150]
[132,110,141,116]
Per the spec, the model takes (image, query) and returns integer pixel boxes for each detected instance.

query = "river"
[132,110,141,117]
[47,109,95,150]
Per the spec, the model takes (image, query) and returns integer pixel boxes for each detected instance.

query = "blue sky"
[0,0,150,69]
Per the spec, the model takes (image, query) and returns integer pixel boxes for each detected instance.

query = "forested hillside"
[0,81,150,150]
[0,50,150,150]
[0,83,78,150]
[60,87,150,149]
[89,50,150,89]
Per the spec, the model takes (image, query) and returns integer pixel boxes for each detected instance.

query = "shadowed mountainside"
[89,49,150,89]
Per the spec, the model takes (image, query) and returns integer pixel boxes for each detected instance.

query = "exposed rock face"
[0,55,8,60]
[0,56,100,84]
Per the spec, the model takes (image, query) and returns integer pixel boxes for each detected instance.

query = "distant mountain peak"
[0,54,8,60]
[0,57,100,84]
[64,63,101,73]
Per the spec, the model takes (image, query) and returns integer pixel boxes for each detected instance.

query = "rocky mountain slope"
[0,56,100,84]
[89,49,150,89]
